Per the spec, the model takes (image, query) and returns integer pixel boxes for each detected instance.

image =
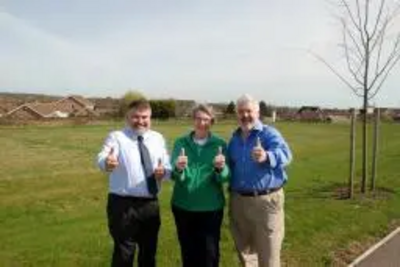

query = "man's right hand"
[105,147,119,172]
[175,148,188,171]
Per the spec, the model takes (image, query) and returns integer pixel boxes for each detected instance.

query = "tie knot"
[137,135,144,142]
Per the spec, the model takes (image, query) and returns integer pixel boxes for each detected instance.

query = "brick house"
[54,95,95,115]
[90,97,120,117]
[390,108,400,122]
[5,95,97,120]
[4,104,45,120]
[297,106,327,122]
[174,100,196,118]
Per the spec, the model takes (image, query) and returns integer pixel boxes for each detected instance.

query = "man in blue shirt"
[97,99,171,267]
[227,94,292,267]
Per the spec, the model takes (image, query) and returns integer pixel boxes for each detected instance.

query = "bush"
[150,100,176,120]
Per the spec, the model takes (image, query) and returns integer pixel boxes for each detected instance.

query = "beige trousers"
[229,189,285,267]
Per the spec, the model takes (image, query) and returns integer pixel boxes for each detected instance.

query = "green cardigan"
[170,132,230,211]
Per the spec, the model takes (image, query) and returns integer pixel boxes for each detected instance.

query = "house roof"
[91,97,119,109]
[26,102,58,116]
[55,95,94,107]
[6,103,47,118]
[298,106,322,113]
[2,94,114,120]
[5,95,98,119]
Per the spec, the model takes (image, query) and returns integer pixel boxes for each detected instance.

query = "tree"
[259,100,274,118]
[314,0,400,193]
[225,101,236,115]
[150,100,176,120]
[119,90,146,116]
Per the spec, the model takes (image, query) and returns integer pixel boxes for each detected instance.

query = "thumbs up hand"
[214,146,226,170]
[252,137,267,163]
[154,158,165,180]
[176,147,188,171]
[105,147,119,172]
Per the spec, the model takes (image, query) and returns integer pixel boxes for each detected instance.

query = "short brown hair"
[128,99,151,111]
[192,104,215,124]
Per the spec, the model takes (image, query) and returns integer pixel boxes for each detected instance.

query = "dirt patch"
[320,183,395,200]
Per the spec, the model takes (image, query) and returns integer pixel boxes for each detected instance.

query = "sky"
[0,0,399,108]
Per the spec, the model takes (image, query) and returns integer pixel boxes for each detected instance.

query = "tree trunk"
[361,36,370,194]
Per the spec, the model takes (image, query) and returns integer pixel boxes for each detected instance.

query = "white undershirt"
[193,136,208,146]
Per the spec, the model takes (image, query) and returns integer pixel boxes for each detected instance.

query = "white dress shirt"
[97,127,171,197]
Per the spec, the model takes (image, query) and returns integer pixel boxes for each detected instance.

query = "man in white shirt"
[97,99,171,267]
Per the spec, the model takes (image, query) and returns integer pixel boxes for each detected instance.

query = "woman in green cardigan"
[170,104,230,267]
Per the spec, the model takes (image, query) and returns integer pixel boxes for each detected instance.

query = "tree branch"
[342,17,364,60]
[368,35,400,91]
[356,0,366,46]
[310,50,364,97]
[354,88,366,98]
[370,17,389,53]
[370,3,400,53]
[342,22,364,85]
[370,0,386,39]
[374,29,385,77]
[364,0,370,41]
[369,52,400,100]
[342,0,366,45]
[323,0,400,102]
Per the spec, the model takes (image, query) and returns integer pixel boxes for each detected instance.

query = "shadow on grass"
[301,181,396,201]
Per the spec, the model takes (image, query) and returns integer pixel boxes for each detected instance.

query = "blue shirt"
[97,127,171,197]
[227,120,292,192]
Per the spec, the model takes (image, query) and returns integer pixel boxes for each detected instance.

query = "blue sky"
[0,0,399,108]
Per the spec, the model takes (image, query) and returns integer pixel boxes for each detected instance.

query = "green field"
[1,121,400,266]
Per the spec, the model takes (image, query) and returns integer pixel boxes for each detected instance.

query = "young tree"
[314,0,400,193]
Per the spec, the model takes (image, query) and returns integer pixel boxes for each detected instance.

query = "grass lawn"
[1,121,400,266]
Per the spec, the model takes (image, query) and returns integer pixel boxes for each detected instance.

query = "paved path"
[349,227,400,267]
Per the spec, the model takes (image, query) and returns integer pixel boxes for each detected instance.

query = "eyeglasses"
[194,117,212,122]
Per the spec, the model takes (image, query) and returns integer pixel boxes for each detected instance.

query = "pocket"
[258,190,283,214]
[271,189,284,210]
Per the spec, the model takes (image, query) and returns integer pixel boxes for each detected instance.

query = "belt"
[235,187,282,197]
[109,193,157,201]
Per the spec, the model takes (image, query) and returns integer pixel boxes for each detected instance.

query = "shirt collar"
[254,120,264,131]
[184,131,217,145]
[124,127,150,140]
[234,120,263,135]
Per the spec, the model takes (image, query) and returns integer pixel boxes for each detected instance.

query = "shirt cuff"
[98,157,108,172]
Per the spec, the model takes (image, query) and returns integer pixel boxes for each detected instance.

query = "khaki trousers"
[229,189,285,267]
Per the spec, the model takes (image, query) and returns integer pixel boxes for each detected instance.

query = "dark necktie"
[137,135,158,195]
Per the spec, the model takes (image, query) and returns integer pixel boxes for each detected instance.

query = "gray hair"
[236,94,259,111]
[191,103,215,123]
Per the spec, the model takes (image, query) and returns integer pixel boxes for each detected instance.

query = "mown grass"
[1,121,400,266]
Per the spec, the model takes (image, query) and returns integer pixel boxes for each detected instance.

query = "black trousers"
[107,193,160,267]
[172,205,224,267]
